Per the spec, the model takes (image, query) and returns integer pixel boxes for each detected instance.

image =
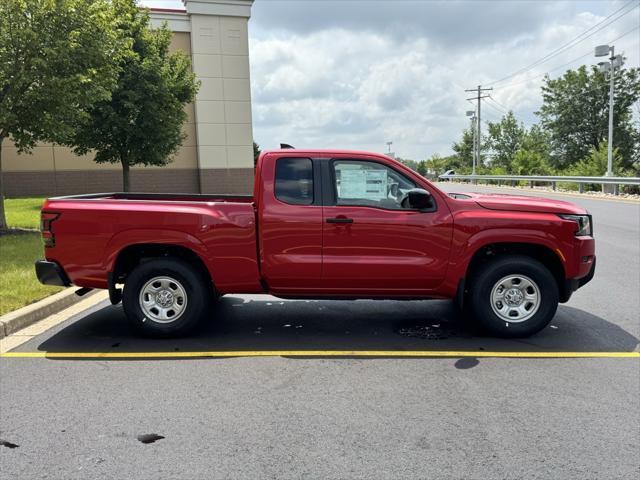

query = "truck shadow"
[31,295,639,357]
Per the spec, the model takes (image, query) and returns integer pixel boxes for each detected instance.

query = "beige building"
[2,0,255,197]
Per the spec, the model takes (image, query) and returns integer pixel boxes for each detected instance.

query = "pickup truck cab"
[36,149,595,338]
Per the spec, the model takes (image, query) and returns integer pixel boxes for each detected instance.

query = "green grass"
[0,232,63,315]
[1,197,61,315]
[5,197,46,229]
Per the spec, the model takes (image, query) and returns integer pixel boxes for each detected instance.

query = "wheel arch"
[109,243,216,304]
[464,242,568,302]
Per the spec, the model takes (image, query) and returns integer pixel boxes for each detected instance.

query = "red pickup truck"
[36,149,595,338]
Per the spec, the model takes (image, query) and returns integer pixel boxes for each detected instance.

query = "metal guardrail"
[438,174,640,193]
[438,174,640,185]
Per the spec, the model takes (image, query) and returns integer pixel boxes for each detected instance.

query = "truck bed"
[42,192,262,293]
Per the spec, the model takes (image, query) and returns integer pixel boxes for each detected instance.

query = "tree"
[511,149,552,176]
[484,114,553,174]
[451,127,477,170]
[486,111,525,169]
[521,124,551,160]
[70,0,199,191]
[423,154,448,177]
[0,0,121,230]
[397,158,419,172]
[568,141,623,177]
[253,141,261,167]
[416,160,428,176]
[565,141,625,191]
[537,65,640,170]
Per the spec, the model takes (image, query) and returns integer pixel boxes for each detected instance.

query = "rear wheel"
[466,255,559,337]
[122,258,210,337]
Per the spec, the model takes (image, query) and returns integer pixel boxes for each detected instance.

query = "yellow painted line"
[0,350,638,359]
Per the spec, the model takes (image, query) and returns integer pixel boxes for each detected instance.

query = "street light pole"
[466,110,477,175]
[471,115,478,176]
[476,89,480,176]
[607,46,615,177]
[596,43,624,177]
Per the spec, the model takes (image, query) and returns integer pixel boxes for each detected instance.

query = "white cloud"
[142,0,640,158]
[250,30,465,154]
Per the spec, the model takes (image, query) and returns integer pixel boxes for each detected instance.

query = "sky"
[142,0,640,159]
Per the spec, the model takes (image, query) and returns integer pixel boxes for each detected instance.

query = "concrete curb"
[0,288,99,338]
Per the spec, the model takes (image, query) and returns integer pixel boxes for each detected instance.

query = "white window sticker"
[339,169,388,200]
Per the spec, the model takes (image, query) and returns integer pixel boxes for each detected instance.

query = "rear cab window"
[275,158,314,205]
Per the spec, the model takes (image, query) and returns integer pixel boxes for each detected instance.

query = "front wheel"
[122,258,211,337]
[466,255,559,338]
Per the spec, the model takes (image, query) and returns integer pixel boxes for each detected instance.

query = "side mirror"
[404,188,433,210]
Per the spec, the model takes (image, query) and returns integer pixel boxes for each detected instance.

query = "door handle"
[326,217,353,224]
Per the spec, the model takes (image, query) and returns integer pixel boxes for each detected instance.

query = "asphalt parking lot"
[1,184,639,479]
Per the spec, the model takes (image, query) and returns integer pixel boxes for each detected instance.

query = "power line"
[483,100,508,120]
[488,1,638,86]
[467,97,503,122]
[498,52,594,88]
[478,26,638,138]
[487,0,639,86]
[467,97,503,121]
[494,25,640,89]
[487,96,509,113]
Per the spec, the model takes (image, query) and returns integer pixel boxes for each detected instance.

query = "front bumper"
[35,260,71,287]
[561,257,596,303]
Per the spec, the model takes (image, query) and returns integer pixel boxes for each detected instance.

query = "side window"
[333,160,417,210]
[275,158,314,205]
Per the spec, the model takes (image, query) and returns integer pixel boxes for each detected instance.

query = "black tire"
[122,258,211,337]
[466,255,559,338]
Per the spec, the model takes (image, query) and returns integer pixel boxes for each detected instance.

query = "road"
[1,184,639,479]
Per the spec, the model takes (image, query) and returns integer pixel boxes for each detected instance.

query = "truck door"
[321,158,452,294]
[258,155,323,293]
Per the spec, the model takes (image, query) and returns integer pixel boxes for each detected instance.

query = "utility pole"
[465,85,492,175]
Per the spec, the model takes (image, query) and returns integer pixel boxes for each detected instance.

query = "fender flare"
[449,227,566,290]
[103,228,215,284]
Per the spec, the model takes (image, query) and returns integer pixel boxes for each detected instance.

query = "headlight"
[559,214,592,236]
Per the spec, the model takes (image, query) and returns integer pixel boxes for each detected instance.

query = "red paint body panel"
[44,197,262,293]
[459,192,587,214]
[257,153,323,292]
[321,205,452,293]
[319,152,453,295]
[41,149,595,300]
